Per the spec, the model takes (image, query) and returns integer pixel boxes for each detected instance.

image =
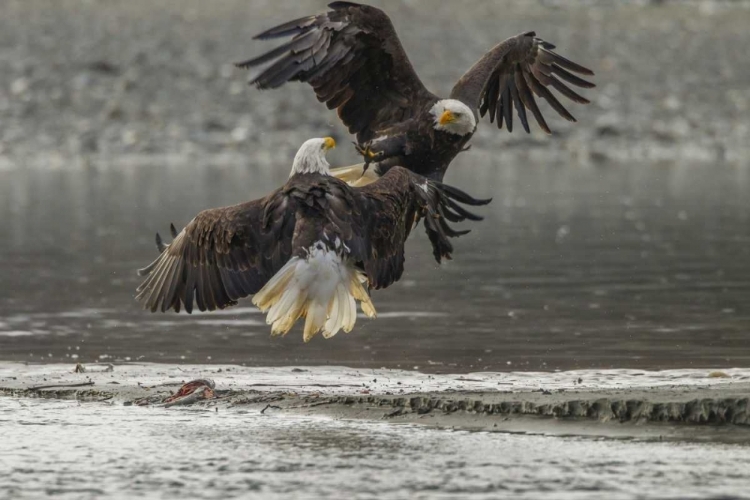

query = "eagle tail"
[252,244,376,341]
[329,163,380,187]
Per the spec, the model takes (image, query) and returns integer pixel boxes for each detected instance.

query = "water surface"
[0,160,748,371]
[1,0,750,372]
[2,397,750,500]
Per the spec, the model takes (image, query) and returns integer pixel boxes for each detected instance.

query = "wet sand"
[4,362,750,442]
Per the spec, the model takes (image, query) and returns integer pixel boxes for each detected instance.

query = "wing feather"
[500,84,512,132]
[451,31,594,134]
[252,15,320,40]
[523,67,576,123]
[508,74,529,133]
[342,167,490,289]
[515,69,549,134]
[549,63,596,89]
[135,191,296,314]
[237,2,437,142]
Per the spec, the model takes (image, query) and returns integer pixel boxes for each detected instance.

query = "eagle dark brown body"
[370,113,473,181]
[237,1,595,182]
[136,165,489,320]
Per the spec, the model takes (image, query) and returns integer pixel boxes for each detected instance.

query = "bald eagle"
[236,1,595,183]
[135,138,489,341]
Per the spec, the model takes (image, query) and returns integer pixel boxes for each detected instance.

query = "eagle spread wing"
[450,31,595,134]
[344,167,490,289]
[136,170,490,314]
[235,1,436,142]
[342,167,482,289]
[135,190,297,314]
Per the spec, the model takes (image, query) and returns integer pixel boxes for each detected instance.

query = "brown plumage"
[236,1,595,181]
[135,166,489,323]
[237,1,433,144]
[451,32,595,134]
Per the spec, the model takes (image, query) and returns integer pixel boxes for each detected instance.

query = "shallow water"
[1,0,750,372]
[0,160,749,371]
[1,397,749,500]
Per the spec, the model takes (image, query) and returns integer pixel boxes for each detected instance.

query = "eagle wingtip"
[251,30,280,42]
[155,232,166,253]
[467,196,493,207]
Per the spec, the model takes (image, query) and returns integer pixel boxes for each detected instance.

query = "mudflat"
[3,362,750,442]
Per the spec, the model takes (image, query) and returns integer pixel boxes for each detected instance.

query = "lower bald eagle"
[135,137,489,341]
[236,1,595,183]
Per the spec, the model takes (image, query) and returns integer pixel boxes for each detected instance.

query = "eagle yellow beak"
[438,110,456,126]
[323,137,336,150]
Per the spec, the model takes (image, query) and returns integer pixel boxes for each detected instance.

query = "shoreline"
[2,362,750,443]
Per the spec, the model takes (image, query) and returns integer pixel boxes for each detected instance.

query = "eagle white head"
[290,137,336,177]
[430,99,477,136]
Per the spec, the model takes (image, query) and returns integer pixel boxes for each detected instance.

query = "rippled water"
[1,160,749,371]
[1,397,749,500]
[1,0,750,371]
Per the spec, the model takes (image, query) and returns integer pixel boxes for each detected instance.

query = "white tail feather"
[329,163,380,187]
[252,244,376,342]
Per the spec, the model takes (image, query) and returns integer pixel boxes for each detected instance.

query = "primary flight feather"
[135,137,489,341]
[237,1,595,182]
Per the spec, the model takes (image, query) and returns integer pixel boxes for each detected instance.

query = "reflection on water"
[0,159,749,371]
[2,397,750,500]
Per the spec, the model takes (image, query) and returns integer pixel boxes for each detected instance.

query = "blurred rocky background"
[1,0,748,170]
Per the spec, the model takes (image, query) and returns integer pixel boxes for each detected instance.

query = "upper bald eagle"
[236,1,595,182]
[135,137,489,342]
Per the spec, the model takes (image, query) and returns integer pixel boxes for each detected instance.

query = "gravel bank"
[1,0,750,170]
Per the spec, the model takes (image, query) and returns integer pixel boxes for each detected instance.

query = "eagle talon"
[242,4,594,180]
[353,142,383,167]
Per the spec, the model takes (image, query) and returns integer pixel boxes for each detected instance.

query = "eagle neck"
[290,152,330,177]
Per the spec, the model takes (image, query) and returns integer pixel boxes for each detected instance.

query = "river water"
[1,160,749,372]
[2,396,750,500]
[1,0,750,372]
